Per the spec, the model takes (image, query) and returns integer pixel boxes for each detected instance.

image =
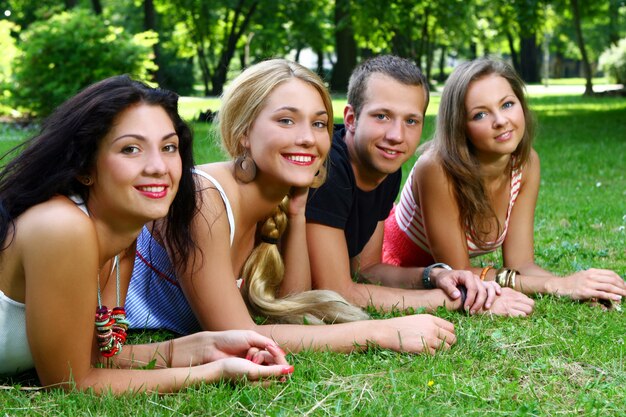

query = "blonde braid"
[242,197,369,324]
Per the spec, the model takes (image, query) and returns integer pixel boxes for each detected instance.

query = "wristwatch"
[422,262,452,289]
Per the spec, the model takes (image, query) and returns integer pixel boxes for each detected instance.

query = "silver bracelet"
[422,262,452,289]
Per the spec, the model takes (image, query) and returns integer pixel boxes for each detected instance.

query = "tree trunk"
[330,0,357,92]
[416,7,430,68]
[143,0,165,86]
[519,35,540,83]
[65,0,77,9]
[91,0,103,15]
[210,0,259,96]
[506,30,520,73]
[609,0,619,46]
[437,44,446,82]
[316,48,325,78]
[197,46,211,96]
[425,40,434,87]
[570,0,593,95]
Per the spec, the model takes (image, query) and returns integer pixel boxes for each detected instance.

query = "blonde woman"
[126,59,456,354]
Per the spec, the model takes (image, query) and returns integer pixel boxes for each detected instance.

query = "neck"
[478,154,512,182]
[91,217,143,266]
[345,131,388,192]
[238,173,291,227]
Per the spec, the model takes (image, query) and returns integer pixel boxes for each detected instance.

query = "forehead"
[361,73,427,115]
[103,104,175,142]
[262,78,325,110]
[465,74,516,106]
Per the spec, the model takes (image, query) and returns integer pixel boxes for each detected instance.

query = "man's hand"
[431,268,500,313]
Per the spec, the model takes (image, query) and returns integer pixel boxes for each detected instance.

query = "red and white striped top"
[394,159,523,257]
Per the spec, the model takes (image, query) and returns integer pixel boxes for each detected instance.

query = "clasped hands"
[430,268,534,317]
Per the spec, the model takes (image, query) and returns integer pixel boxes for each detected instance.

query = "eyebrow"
[112,132,178,142]
[273,106,328,116]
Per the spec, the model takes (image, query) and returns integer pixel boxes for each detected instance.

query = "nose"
[385,119,403,144]
[295,125,315,147]
[144,149,168,176]
[492,110,508,128]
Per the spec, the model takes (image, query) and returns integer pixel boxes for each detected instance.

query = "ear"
[344,104,357,134]
[240,135,250,150]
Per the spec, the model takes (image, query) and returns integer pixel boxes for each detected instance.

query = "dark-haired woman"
[0,75,290,393]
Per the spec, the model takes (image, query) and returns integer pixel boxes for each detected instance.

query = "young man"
[306,55,534,316]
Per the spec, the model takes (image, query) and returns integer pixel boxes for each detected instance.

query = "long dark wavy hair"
[0,75,197,262]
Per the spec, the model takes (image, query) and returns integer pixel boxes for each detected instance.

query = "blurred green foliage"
[11,9,157,116]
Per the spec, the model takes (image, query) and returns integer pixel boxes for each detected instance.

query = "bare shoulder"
[414,150,449,188]
[521,148,541,182]
[15,196,97,251]
[194,163,237,218]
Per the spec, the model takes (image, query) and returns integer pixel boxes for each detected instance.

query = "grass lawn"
[0,91,625,416]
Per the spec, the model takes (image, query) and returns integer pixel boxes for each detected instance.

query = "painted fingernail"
[281,366,294,375]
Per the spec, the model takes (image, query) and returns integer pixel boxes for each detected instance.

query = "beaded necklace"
[94,256,129,357]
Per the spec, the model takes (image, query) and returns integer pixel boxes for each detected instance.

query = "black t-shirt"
[306,125,401,258]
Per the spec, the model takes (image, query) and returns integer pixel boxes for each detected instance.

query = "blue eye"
[502,101,514,109]
[313,121,327,128]
[375,114,387,120]
[278,118,294,125]
[406,118,420,126]
[472,112,487,121]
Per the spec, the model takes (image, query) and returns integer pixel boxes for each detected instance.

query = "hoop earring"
[234,152,257,183]
[79,175,94,186]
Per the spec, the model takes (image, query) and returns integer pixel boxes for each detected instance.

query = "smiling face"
[344,74,427,189]
[88,103,182,226]
[242,78,331,189]
[465,74,526,160]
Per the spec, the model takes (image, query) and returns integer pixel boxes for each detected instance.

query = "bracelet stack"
[480,265,493,281]
[495,268,519,288]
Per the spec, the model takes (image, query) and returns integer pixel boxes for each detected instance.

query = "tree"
[12,9,156,115]
[570,0,594,94]
[158,0,258,96]
[330,0,356,91]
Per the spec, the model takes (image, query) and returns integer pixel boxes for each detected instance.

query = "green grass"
[1,92,625,415]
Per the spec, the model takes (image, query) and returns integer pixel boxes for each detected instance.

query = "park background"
[0,1,625,416]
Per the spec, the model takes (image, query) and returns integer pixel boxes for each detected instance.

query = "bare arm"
[306,220,463,312]
[22,200,288,394]
[278,186,313,296]
[173,184,456,353]
[496,151,625,301]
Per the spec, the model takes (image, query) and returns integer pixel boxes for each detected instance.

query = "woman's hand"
[373,315,456,354]
[170,330,290,368]
[213,357,294,383]
[286,186,310,218]
[546,269,626,302]
[478,287,534,317]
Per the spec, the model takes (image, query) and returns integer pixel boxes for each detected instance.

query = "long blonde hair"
[218,59,369,324]
[423,58,535,249]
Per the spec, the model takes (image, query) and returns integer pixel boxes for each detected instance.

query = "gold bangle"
[480,265,493,281]
[495,268,509,286]
[508,269,519,289]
